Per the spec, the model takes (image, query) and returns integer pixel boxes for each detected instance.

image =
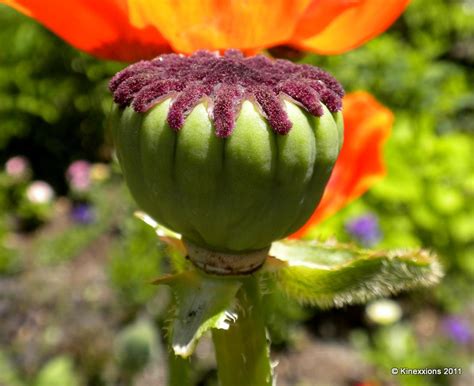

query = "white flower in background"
[5,155,30,179]
[26,181,55,204]
[366,299,402,325]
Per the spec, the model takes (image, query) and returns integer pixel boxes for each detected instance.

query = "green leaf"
[154,271,241,358]
[266,239,443,308]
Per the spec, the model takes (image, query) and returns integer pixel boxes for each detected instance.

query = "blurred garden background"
[0,0,473,385]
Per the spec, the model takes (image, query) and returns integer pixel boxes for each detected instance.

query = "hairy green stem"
[168,349,192,386]
[212,275,272,386]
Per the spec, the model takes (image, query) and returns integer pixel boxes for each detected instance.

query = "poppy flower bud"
[110,50,343,274]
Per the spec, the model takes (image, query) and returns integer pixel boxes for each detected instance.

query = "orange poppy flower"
[1,0,409,61]
[291,91,393,238]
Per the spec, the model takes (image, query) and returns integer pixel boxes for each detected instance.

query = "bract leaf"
[134,211,188,272]
[134,211,181,238]
[154,271,241,358]
[134,211,186,254]
[266,239,443,308]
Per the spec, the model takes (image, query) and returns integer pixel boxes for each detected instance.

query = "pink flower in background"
[26,181,55,204]
[5,155,30,180]
[66,160,91,192]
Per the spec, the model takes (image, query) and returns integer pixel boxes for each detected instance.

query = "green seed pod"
[110,50,343,273]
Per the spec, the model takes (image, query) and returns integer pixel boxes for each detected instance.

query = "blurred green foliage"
[34,356,81,386]
[114,318,159,378]
[0,349,24,386]
[0,221,19,274]
[31,184,123,266]
[0,6,123,192]
[108,211,167,310]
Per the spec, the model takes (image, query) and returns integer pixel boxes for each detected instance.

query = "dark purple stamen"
[110,50,344,138]
[114,72,157,107]
[278,80,323,116]
[167,83,211,130]
[253,86,292,135]
[109,60,153,92]
[213,84,244,137]
[132,79,184,112]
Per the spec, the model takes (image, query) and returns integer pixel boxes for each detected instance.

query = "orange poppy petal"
[291,91,393,238]
[127,0,312,53]
[291,0,410,54]
[292,0,356,41]
[0,0,171,61]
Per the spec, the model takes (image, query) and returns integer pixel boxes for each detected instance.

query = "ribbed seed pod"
[109,50,344,273]
[111,99,342,253]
